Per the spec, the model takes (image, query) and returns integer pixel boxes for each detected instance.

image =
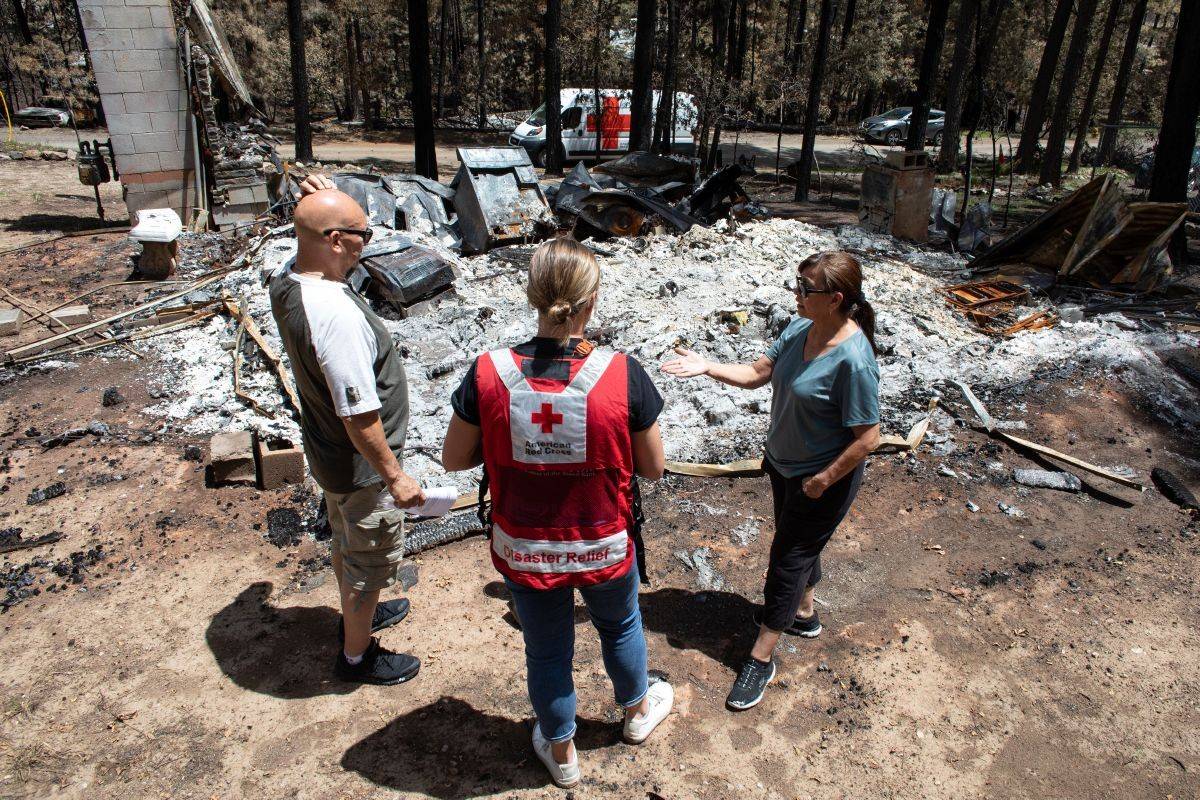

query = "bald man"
[269,186,425,686]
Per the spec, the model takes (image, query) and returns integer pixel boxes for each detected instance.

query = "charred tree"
[937,0,980,172]
[408,0,438,178]
[960,0,1009,213]
[343,22,358,120]
[1148,0,1200,208]
[11,0,33,45]
[1096,0,1148,163]
[825,0,857,126]
[354,20,372,128]
[795,0,835,201]
[286,0,313,162]
[1014,0,1075,172]
[1039,0,1099,185]
[543,0,564,174]
[436,0,449,118]
[789,0,809,76]
[629,0,657,152]
[703,0,731,173]
[906,0,952,150]
[1068,0,1123,172]
[475,0,485,127]
[653,0,679,152]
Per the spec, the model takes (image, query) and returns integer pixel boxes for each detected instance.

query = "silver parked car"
[13,106,73,128]
[860,107,946,147]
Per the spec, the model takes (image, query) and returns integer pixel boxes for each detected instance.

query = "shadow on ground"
[639,587,757,672]
[0,213,129,234]
[342,696,619,798]
[206,581,355,699]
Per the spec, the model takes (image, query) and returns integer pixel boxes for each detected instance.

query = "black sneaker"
[752,607,823,638]
[334,637,420,685]
[338,597,411,642]
[726,657,776,711]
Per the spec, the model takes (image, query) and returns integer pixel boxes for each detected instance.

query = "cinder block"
[139,69,183,92]
[94,69,143,95]
[51,305,92,327]
[149,110,184,132]
[88,51,116,73]
[148,6,174,26]
[79,7,105,28]
[156,149,190,171]
[210,430,255,485]
[106,112,153,136]
[119,152,162,173]
[131,131,178,154]
[256,438,306,490]
[225,184,269,205]
[123,90,182,114]
[131,27,174,49]
[104,6,153,28]
[0,308,21,336]
[113,49,160,72]
[108,133,135,157]
[88,28,135,51]
[101,94,126,116]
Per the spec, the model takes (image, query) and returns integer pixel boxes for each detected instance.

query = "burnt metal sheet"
[452,147,555,253]
[361,243,455,307]
[187,0,255,109]
[575,189,702,236]
[332,173,397,227]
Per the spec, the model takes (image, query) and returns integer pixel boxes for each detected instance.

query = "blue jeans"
[505,568,649,742]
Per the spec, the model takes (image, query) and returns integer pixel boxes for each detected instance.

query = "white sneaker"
[623,680,674,744]
[531,724,581,788]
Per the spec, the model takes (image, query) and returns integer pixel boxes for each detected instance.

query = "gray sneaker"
[726,657,776,711]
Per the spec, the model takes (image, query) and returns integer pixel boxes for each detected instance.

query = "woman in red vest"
[442,237,674,788]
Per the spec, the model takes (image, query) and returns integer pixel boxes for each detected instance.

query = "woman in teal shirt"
[662,251,881,711]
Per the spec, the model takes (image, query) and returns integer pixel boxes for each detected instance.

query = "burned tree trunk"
[789,0,809,76]
[937,0,980,172]
[906,0,952,150]
[1148,0,1200,205]
[1096,0,1148,163]
[1039,0,1099,185]
[343,22,358,121]
[1014,0,1075,172]
[960,0,1009,213]
[825,0,856,126]
[354,20,372,128]
[475,0,485,127]
[408,0,439,178]
[436,0,449,119]
[795,0,835,201]
[653,0,679,152]
[286,0,313,163]
[1068,0,1123,172]
[11,0,33,45]
[628,0,657,152]
[543,0,564,174]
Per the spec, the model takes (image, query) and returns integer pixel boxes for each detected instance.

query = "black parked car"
[860,107,946,147]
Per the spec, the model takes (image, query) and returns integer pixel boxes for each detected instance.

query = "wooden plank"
[221,297,302,415]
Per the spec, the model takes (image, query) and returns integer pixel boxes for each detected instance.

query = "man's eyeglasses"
[794,278,832,299]
[323,227,373,244]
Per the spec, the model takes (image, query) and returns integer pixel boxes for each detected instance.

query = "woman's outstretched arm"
[660,347,774,389]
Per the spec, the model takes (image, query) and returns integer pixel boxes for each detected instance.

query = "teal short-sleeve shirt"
[764,317,880,477]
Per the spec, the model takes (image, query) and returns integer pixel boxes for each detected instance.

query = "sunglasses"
[323,227,373,244]
[794,278,832,299]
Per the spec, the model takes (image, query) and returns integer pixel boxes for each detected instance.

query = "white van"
[509,89,698,166]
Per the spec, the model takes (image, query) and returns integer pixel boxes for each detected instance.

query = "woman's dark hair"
[798,251,877,354]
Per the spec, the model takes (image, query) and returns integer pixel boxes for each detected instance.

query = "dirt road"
[0,160,1197,799]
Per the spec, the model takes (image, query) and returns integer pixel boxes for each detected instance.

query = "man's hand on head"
[298,174,336,196]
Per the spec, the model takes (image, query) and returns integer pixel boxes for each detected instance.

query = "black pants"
[760,458,864,632]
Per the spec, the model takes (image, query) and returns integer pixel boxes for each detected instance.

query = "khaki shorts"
[324,482,406,592]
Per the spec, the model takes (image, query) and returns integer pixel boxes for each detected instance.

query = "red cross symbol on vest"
[531,402,563,434]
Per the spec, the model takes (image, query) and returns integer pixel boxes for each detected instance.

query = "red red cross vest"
[475,346,635,589]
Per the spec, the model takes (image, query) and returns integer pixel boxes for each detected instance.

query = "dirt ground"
[1,159,1199,800]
